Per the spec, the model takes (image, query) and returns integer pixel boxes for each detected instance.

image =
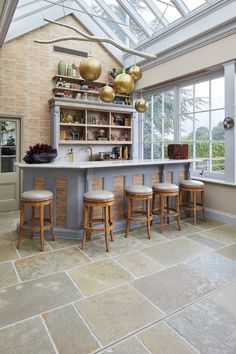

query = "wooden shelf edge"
[59,140,132,145]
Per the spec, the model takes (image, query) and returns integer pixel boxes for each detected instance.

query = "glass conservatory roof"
[8,0,219,49]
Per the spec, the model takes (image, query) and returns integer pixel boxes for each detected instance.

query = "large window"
[142,75,225,175]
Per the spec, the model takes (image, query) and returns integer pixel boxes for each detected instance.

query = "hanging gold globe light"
[114,68,134,94]
[135,98,149,113]
[99,84,115,102]
[79,56,102,81]
[128,65,142,81]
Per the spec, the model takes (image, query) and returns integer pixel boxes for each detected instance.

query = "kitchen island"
[17,159,193,238]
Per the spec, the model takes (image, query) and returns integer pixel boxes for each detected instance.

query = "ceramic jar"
[58,60,66,76]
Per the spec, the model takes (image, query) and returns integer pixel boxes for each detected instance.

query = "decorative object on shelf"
[108,68,117,82]
[135,98,149,113]
[128,65,142,81]
[223,117,234,130]
[35,18,157,60]
[70,127,79,140]
[99,84,115,102]
[79,56,102,81]
[72,63,80,77]
[23,143,57,164]
[67,65,74,77]
[58,60,66,76]
[114,69,134,94]
[96,129,106,140]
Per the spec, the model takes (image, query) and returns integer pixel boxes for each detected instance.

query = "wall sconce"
[223,117,234,130]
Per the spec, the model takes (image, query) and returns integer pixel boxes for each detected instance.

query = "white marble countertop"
[16,159,193,169]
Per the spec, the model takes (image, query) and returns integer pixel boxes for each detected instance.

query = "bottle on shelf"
[68,148,74,162]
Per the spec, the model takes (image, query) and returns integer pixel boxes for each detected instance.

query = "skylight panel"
[182,0,206,12]
[126,0,158,32]
[152,0,182,24]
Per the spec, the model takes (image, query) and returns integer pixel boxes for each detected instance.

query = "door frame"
[0,114,23,210]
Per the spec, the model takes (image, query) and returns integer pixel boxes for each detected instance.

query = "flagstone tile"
[114,251,164,277]
[151,222,201,240]
[132,264,218,314]
[188,233,225,249]
[167,299,236,354]
[198,225,236,245]
[0,230,17,245]
[17,239,51,257]
[0,272,81,327]
[47,238,80,250]
[208,282,236,317]
[216,243,236,261]
[0,262,18,288]
[68,259,133,296]
[101,336,149,354]
[81,235,145,261]
[15,246,90,281]
[0,317,55,354]
[75,284,163,346]
[186,252,236,287]
[43,305,100,354]
[0,221,17,234]
[185,218,224,230]
[138,322,199,354]
[0,243,18,263]
[128,226,168,246]
[140,238,211,267]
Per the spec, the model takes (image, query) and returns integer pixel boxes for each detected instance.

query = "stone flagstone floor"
[0,211,236,353]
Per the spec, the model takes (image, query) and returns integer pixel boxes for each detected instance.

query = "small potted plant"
[2,136,16,155]
[23,143,57,164]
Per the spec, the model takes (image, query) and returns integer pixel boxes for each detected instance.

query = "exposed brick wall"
[0,15,120,154]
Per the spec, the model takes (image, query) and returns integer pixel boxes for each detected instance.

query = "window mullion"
[151,95,154,160]
[209,80,212,172]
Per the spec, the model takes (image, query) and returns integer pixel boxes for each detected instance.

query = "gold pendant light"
[99,84,115,102]
[114,69,134,94]
[128,65,142,81]
[79,56,102,81]
[135,98,149,113]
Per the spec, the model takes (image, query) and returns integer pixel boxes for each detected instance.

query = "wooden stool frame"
[152,189,181,233]
[179,186,206,226]
[17,197,54,252]
[125,192,153,239]
[82,198,114,252]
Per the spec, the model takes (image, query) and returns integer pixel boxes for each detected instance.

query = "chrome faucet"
[85,146,93,161]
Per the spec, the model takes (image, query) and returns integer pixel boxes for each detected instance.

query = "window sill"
[191,176,236,187]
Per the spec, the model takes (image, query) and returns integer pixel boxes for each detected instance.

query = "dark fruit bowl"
[24,152,57,164]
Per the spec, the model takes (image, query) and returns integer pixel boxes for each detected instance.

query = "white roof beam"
[96,0,138,44]
[117,0,153,37]
[171,0,188,17]
[0,0,19,46]
[143,0,169,27]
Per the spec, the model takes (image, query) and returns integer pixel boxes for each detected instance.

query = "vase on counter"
[58,60,66,76]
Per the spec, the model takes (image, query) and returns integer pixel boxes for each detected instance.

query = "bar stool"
[125,185,153,239]
[82,191,114,252]
[17,190,54,252]
[152,183,181,233]
[179,180,206,225]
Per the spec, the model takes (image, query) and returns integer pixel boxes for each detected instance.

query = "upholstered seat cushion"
[21,190,53,201]
[125,185,152,195]
[180,180,204,189]
[84,190,114,201]
[153,183,178,192]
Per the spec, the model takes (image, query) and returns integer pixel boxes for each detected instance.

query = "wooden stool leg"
[146,198,151,239]
[167,196,170,224]
[109,205,113,241]
[176,194,181,230]
[125,196,131,238]
[49,200,55,241]
[151,193,155,226]
[160,194,164,233]
[81,205,88,250]
[201,190,206,221]
[104,205,109,252]
[40,204,44,252]
[193,190,197,226]
[88,207,93,240]
[30,206,36,240]
[17,204,25,249]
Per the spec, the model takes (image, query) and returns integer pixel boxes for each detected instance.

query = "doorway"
[0,116,22,211]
